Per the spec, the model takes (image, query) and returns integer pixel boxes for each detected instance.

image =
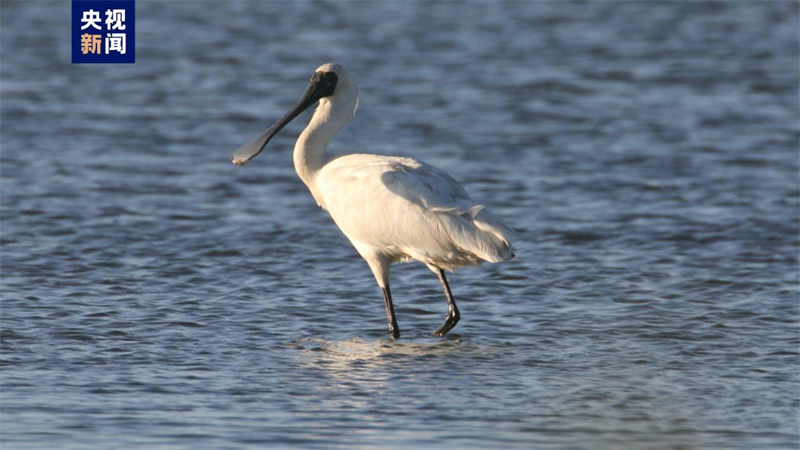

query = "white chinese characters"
[105,33,126,55]
[105,9,126,31]
[80,10,101,30]
[104,9,127,54]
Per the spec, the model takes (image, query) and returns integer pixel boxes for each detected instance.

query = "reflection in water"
[291,336,480,396]
[285,337,517,445]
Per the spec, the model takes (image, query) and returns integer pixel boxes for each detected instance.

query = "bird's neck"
[293,100,351,204]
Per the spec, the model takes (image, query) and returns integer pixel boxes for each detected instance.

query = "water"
[1,1,798,448]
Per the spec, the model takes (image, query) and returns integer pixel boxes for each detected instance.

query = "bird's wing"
[380,158,473,213]
[381,158,519,245]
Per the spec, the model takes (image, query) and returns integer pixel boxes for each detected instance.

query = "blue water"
[2,1,798,448]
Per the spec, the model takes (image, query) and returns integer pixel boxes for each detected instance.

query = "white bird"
[232,63,517,338]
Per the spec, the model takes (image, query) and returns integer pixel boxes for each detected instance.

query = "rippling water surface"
[2,1,799,448]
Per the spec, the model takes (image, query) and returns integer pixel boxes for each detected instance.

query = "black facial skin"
[312,71,338,98]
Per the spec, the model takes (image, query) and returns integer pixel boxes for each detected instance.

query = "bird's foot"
[433,312,460,336]
[389,326,401,339]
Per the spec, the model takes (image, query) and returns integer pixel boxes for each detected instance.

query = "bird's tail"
[466,205,518,262]
[433,204,517,264]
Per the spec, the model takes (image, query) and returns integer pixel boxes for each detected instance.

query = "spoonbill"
[232,63,517,338]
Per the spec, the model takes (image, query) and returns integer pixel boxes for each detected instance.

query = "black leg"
[382,285,400,339]
[434,269,460,336]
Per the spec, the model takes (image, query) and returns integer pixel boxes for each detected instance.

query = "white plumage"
[233,63,516,338]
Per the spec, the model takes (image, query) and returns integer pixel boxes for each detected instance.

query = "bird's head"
[232,63,358,166]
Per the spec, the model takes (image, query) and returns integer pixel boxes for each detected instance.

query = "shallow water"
[1,1,799,448]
